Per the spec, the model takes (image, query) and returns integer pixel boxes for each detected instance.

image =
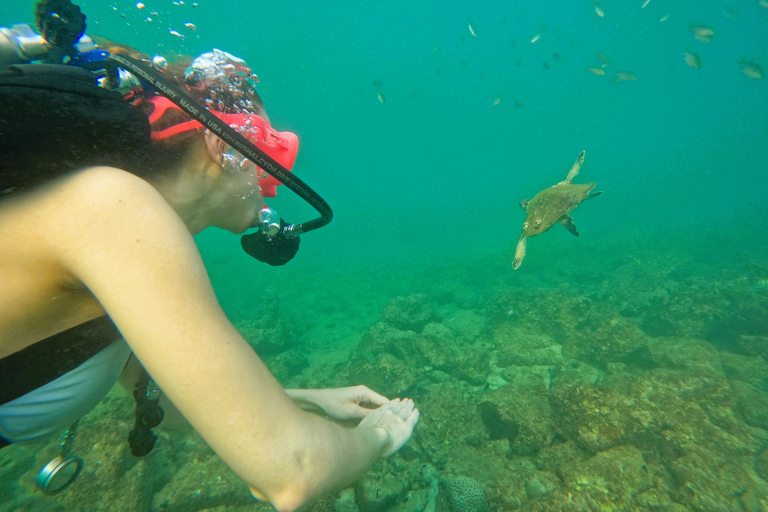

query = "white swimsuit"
[0,338,130,443]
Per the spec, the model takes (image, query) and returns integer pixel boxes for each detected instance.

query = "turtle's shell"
[523,182,596,236]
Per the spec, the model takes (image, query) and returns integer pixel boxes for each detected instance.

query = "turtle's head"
[523,218,544,236]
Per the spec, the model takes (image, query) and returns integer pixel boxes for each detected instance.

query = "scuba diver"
[0,0,419,507]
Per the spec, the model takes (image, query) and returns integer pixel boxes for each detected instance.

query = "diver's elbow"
[250,457,317,512]
[258,482,313,512]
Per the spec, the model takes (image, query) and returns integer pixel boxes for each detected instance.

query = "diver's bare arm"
[51,168,387,511]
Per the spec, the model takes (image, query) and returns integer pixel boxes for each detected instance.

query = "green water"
[1,0,768,510]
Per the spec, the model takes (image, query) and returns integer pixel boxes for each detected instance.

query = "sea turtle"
[513,150,602,269]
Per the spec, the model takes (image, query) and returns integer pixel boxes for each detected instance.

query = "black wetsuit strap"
[0,316,121,407]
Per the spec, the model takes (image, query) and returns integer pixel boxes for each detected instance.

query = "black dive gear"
[128,369,164,457]
[0,63,150,195]
[0,316,121,407]
[242,218,301,266]
[34,0,86,63]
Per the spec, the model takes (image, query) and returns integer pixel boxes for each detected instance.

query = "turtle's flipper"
[563,151,586,184]
[584,191,602,201]
[513,233,527,269]
[558,214,580,237]
[520,199,531,211]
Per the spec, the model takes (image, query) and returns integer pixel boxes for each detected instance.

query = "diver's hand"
[286,386,389,422]
[358,398,419,457]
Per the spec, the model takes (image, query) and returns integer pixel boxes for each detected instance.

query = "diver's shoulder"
[65,166,155,194]
[46,166,173,227]
[59,166,165,209]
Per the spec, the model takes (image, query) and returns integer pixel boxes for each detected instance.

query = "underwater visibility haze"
[1,0,768,510]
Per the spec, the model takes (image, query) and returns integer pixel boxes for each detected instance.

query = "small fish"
[690,25,714,43]
[531,33,541,43]
[587,66,606,75]
[184,22,197,31]
[596,51,610,67]
[372,80,383,87]
[169,29,185,39]
[594,4,605,17]
[641,0,650,8]
[543,61,550,69]
[493,97,502,106]
[377,92,385,104]
[193,2,199,7]
[739,59,764,79]
[136,2,145,9]
[684,50,701,69]
[552,53,561,60]
[514,100,523,107]
[468,22,477,37]
[660,14,669,22]
[611,71,637,83]
[756,279,768,289]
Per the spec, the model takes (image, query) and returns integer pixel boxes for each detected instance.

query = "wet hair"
[0,42,266,195]
[134,52,268,175]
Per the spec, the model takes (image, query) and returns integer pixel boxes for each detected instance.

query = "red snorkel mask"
[147,96,298,198]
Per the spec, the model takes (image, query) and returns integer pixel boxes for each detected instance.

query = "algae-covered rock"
[523,471,559,499]
[563,316,651,368]
[152,451,254,512]
[756,445,768,481]
[354,471,407,511]
[549,383,638,453]
[730,380,768,429]
[441,476,489,512]
[382,293,439,332]
[354,320,459,370]
[493,325,563,367]
[418,322,461,369]
[635,273,768,345]
[267,350,310,382]
[731,334,768,358]
[341,352,420,397]
[535,439,589,477]
[549,359,599,388]
[334,488,359,512]
[560,445,652,508]
[479,378,557,455]
[718,351,768,390]
[645,337,724,376]
[667,449,744,512]
[484,288,592,341]
[237,317,295,356]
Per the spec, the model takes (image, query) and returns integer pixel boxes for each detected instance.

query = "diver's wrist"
[355,424,390,458]
[285,389,323,414]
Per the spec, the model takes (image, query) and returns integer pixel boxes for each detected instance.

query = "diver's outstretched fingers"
[394,398,414,419]
[407,408,420,427]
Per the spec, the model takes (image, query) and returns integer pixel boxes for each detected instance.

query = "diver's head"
[142,49,298,198]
